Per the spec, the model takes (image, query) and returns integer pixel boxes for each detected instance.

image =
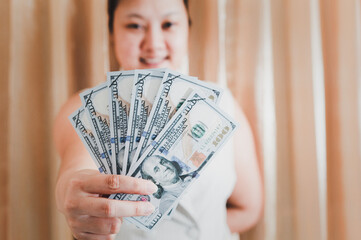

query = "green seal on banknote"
[191,122,207,139]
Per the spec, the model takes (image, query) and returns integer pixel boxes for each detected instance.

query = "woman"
[54,0,263,239]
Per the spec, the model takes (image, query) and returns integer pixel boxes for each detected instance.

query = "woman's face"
[111,0,189,70]
[142,156,180,186]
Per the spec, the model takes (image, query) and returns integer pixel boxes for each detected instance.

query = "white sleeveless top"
[116,89,238,240]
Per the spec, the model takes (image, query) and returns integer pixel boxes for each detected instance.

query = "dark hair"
[108,0,191,33]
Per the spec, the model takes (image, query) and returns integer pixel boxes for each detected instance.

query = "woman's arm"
[54,93,158,240]
[226,103,264,233]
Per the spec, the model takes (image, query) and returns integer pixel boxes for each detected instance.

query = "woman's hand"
[53,94,158,239]
[56,169,157,240]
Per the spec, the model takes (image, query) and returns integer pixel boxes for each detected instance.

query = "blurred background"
[1,0,361,239]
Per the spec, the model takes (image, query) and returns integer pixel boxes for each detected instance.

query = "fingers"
[70,215,121,235]
[62,171,158,239]
[69,197,155,218]
[81,174,158,195]
[73,231,117,240]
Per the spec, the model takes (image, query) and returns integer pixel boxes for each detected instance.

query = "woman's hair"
[108,0,191,33]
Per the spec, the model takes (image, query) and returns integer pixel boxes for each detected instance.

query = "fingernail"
[144,203,155,215]
[146,181,158,193]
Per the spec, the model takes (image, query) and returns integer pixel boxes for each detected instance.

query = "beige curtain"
[2,1,108,239]
[1,0,361,240]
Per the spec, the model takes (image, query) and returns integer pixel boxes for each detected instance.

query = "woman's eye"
[162,22,174,29]
[154,166,159,173]
[126,23,142,29]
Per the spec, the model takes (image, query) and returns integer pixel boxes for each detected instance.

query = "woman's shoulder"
[208,83,238,117]
[53,90,85,156]
[54,91,84,129]
[203,80,236,104]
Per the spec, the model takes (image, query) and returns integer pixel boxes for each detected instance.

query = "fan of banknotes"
[69,68,238,230]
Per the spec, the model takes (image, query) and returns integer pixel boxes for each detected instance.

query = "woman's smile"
[139,55,170,68]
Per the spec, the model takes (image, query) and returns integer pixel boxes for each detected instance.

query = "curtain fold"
[189,0,220,82]
[1,0,361,239]
[0,0,11,239]
[320,0,361,239]
[8,0,52,239]
[272,0,322,238]
[49,1,108,239]
[223,1,265,239]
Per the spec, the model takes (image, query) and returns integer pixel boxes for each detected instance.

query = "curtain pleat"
[0,0,11,239]
[225,0,262,162]
[48,1,108,239]
[4,1,107,239]
[49,1,74,239]
[269,0,297,239]
[224,1,265,240]
[189,0,219,82]
[8,0,52,239]
[274,0,322,239]
[321,0,361,239]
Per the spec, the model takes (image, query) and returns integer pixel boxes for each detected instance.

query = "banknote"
[109,91,238,230]
[123,70,164,174]
[131,69,223,172]
[107,70,134,174]
[80,84,113,174]
[69,107,109,174]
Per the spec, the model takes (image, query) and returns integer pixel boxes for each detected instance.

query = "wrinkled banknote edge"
[123,69,164,175]
[80,84,113,174]
[107,70,135,175]
[68,107,109,174]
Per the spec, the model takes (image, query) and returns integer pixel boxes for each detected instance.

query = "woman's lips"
[140,56,169,66]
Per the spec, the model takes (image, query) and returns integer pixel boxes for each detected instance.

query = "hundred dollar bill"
[109,91,238,230]
[107,70,134,174]
[80,84,113,174]
[69,107,109,174]
[131,69,223,171]
[123,69,164,174]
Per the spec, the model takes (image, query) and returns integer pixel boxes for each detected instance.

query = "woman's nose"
[141,25,166,54]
